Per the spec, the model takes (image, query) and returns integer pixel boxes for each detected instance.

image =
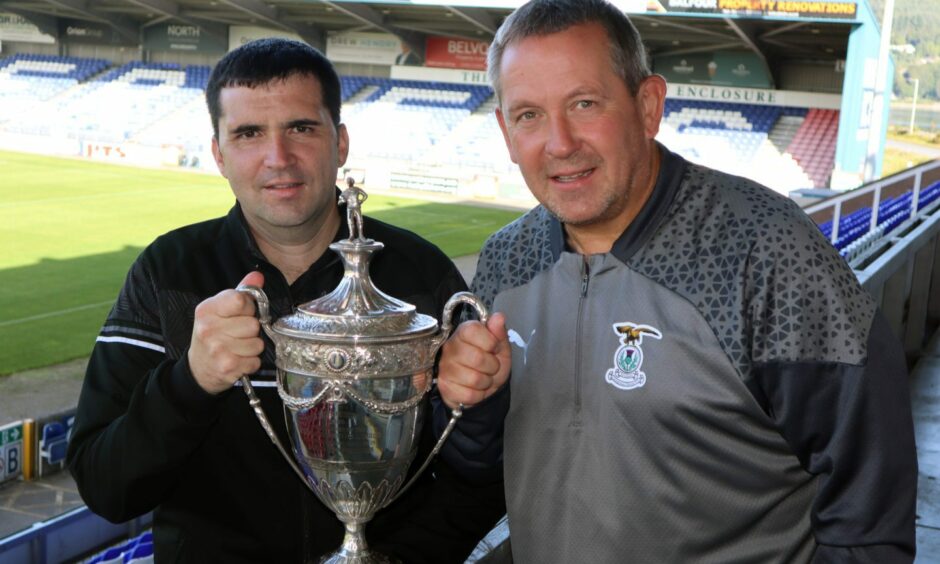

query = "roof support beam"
[656,41,742,57]
[218,0,286,31]
[759,21,807,40]
[123,0,179,19]
[724,18,775,88]
[446,6,496,36]
[217,0,324,49]
[632,15,738,42]
[123,0,227,45]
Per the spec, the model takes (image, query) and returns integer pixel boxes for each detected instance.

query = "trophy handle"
[433,291,490,354]
[235,284,275,339]
[386,291,489,507]
[236,285,314,491]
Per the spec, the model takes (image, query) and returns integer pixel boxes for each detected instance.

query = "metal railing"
[0,507,151,564]
[805,159,940,362]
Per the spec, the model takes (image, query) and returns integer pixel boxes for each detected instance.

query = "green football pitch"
[0,150,522,375]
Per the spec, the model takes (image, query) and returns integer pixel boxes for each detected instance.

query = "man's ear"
[211,136,227,178]
[636,75,667,139]
[336,123,350,167]
[495,107,519,164]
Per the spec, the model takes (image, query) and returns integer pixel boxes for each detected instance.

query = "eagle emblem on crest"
[605,322,662,390]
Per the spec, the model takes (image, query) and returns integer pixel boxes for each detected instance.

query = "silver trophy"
[237,180,486,564]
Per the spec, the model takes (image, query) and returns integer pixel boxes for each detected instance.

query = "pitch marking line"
[0,301,113,328]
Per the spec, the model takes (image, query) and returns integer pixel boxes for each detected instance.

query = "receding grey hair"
[487,0,652,101]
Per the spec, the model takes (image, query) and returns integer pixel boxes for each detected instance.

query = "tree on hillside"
[868,0,940,99]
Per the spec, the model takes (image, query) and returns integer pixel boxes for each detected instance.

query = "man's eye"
[294,125,311,133]
[518,111,536,122]
[576,100,594,109]
[237,130,258,139]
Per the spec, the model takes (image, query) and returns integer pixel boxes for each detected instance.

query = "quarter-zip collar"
[225,187,349,291]
[610,143,687,263]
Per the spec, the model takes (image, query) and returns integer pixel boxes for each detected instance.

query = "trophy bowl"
[237,181,485,564]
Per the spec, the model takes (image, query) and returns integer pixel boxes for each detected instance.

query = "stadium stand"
[0,54,109,122]
[342,77,491,162]
[0,58,213,165]
[788,108,840,188]
[0,52,845,191]
[657,99,839,192]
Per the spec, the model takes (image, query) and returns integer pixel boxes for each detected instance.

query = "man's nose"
[264,134,294,168]
[544,116,579,159]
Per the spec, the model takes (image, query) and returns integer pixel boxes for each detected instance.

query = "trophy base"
[319,551,398,564]
[317,520,399,564]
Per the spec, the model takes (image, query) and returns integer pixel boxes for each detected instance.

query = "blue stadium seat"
[39,421,68,466]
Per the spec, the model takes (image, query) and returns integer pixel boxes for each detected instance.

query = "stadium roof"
[0,0,852,67]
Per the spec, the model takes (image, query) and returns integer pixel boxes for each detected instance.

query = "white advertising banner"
[0,13,55,44]
[667,83,841,109]
[326,31,401,65]
[229,26,301,51]
[391,65,489,86]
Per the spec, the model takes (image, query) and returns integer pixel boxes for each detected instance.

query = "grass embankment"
[883,127,940,177]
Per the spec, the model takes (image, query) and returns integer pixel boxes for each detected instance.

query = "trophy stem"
[319,520,396,564]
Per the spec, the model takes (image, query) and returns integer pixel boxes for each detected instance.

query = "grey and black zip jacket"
[434,146,917,563]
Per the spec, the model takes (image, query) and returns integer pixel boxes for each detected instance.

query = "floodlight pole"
[909,78,919,133]
[863,0,895,182]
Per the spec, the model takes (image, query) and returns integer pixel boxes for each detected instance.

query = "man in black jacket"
[66,38,504,563]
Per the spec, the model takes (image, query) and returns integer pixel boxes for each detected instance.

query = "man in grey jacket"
[434,0,917,562]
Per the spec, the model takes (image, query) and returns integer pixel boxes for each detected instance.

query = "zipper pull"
[581,261,589,297]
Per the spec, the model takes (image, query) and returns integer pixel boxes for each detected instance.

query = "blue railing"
[0,506,151,564]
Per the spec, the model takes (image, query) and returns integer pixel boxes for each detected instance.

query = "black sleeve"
[749,311,917,563]
[431,384,508,485]
[431,238,511,487]
[66,257,226,523]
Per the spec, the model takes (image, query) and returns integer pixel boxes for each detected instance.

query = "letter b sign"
[7,446,19,474]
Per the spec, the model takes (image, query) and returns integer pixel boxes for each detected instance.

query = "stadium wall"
[64,44,141,66]
[0,41,57,58]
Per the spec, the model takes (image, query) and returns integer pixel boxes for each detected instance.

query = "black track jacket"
[67,202,505,563]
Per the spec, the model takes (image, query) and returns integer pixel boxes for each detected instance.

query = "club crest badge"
[605,322,662,390]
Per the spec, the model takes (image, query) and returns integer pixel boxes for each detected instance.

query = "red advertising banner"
[425,36,488,71]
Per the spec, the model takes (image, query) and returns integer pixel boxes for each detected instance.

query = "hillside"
[869,0,940,100]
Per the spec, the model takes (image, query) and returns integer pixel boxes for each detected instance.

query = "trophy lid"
[270,180,438,343]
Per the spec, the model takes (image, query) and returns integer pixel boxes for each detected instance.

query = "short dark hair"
[206,38,342,138]
[487,0,651,100]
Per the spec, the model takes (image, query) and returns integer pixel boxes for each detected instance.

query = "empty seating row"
[97,61,210,90]
[660,99,838,190]
[788,109,839,187]
[817,180,940,256]
[0,53,109,81]
[0,60,213,144]
[340,76,492,112]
